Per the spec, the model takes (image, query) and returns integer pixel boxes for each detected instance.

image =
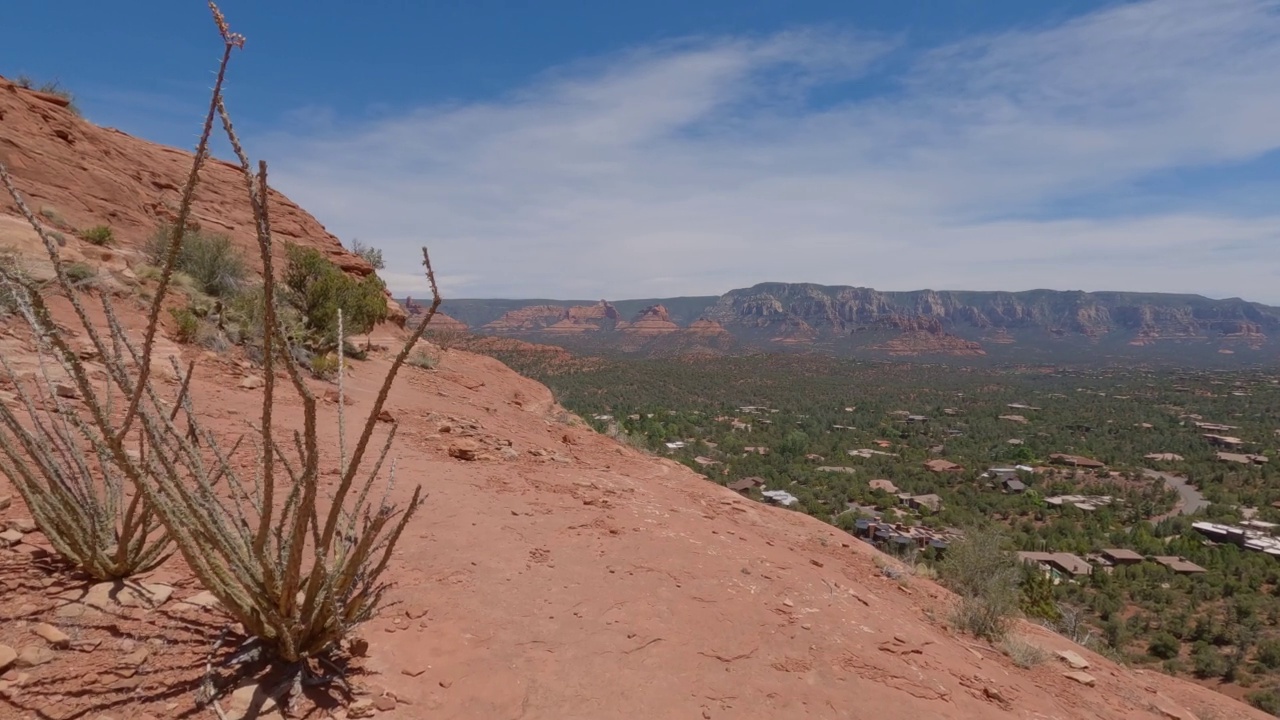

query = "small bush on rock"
[80,225,114,245]
[145,222,246,297]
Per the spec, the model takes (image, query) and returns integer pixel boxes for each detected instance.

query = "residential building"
[1100,548,1144,565]
[1048,453,1106,469]
[727,477,764,494]
[923,459,964,473]
[1152,556,1207,575]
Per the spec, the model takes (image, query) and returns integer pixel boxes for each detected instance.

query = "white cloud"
[260,0,1280,304]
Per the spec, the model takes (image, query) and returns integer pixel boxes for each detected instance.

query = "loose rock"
[346,699,376,718]
[15,645,55,668]
[448,439,482,461]
[0,529,23,546]
[1056,649,1090,669]
[33,623,70,649]
[239,375,265,390]
[7,518,36,534]
[1063,671,1097,687]
[0,645,16,672]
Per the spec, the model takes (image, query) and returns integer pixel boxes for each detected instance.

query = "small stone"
[33,623,70,648]
[1063,671,1096,687]
[406,608,428,620]
[7,518,36,534]
[0,495,10,511]
[82,673,100,685]
[175,590,222,611]
[448,439,482,461]
[121,647,149,666]
[346,699,376,718]
[373,695,396,711]
[782,599,794,608]
[0,646,15,673]
[401,667,427,678]
[801,623,812,630]
[0,529,23,546]
[239,375,265,390]
[376,410,394,423]
[15,645,55,668]
[1056,649,1090,669]
[54,383,78,399]
[79,581,173,610]
[54,602,87,619]
[70,638,101,652]
[439,679,452,689]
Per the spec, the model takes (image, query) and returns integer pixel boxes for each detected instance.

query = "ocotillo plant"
[0,2,444,703]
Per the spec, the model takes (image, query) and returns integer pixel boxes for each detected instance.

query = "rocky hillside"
[0,75,404,324]
[437,283,1280,363]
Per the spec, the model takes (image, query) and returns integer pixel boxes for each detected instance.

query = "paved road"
[1143,468,1210,516]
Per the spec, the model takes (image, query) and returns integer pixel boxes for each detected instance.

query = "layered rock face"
[441,283,1280,361]
[618,305,680,335]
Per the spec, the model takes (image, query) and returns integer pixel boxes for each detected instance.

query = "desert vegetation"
[0,4,442,713]
[465,343,1280,707]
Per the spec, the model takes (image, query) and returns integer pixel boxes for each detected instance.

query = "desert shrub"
[282,243,389,349]
[1248,689,1280,715]
[1149,631,1181,660]
[0,177,173,581]
[1000,636,1048,668]
[16,76,79,115]
[349,238,384,270]
[408,347,438,370]
[224,284,305,346]
[938,529,1021,641]
[310,352,339,379]
[169,306,200,344]
[64,262,95,283]
[39,207,65,225]
[80,225,114,245]
[145,223,246,297]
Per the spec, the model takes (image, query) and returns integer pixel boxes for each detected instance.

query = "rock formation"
[0,75,406,325]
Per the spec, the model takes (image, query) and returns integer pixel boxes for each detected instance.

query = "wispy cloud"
[260,0,1280,303]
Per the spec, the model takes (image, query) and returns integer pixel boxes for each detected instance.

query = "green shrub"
[64,262,95,284]
[282,243,388,349]
[80,225,113,245]
[1248,689,1280,716]
[938,529,1021,641]
[145,223,246,297]
[169,306,200,344]
[349,238,384,270]
[310,352,339,379]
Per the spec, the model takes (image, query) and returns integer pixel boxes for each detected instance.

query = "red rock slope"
[0,75,404,323]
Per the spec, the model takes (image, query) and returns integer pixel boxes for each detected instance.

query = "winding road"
[1143,468,1209,518]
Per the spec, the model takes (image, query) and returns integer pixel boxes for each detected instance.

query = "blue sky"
[6,0,1280,303]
